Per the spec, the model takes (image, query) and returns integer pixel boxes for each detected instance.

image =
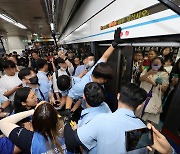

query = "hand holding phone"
[126,127,153,151]
[147,124,173,154]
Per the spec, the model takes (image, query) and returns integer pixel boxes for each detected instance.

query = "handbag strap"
[141,85,154,118]
[38,88,45,101]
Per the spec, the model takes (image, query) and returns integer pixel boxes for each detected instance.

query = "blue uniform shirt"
[68,59,104,100]
[31,132,71,154]
[61,76,81,97]
[74,65,86,76]
[78,102,112,154]
[78,102,111,127]
[77,108,148,154]
[0,93,8,105]
[37,71,52,102]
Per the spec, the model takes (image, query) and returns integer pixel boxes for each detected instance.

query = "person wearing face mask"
[52,55,74,101]
[18,67,49,102]
[137,57,169,124]
[74,53,95,77]
[65,27,122,114]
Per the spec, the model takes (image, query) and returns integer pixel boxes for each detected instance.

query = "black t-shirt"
[9,127,34,154]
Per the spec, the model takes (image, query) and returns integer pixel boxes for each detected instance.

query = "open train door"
[96,44,133,112]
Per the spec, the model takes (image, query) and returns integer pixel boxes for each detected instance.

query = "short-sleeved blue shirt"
[77,108,148,154]
[78,102,111,127]
[37,71,52,102]
[61,76,81,97]
[0,93,8,106]
[68,59,105,100]
[74,65,86,77]
[78,102,112,154]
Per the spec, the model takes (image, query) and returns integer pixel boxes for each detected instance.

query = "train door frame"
[95,44,134,111]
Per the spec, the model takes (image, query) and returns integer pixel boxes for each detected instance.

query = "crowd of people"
[0,27,178,153]
[132,47,180,125]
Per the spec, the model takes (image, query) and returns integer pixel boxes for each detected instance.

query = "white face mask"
[87,60,95,68]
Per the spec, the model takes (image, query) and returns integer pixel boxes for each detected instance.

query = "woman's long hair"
[14,87,31,113]
[32,103,64,153]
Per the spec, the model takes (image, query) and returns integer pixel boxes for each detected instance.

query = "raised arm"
[0,109,34,137]
[101,27,122,62]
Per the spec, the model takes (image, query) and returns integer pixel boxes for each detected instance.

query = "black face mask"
[29,76,38,84]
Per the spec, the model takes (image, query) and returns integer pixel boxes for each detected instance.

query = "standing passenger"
[52,53,74,101]
[28,51,40,70]
[36,59,55,103]
[74,53,95,77]
[64,83,148,154]
[73,56,81,73]
[65,27,122,112]
[0,102,70,154]
[18,67,46,101]
[138,57,169,124]
[0,60,22,102]
[142,49,158,70]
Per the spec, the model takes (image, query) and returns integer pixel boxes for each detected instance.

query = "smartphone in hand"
[125,127,153,151]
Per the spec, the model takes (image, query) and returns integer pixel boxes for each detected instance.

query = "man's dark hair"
[84,82,106,107]
[165,58,173,63]
[119,83,147,110]
[149,48,158,56]
[67,49,73,53]
[57,57,65,64]
[74,55,80,59]
[36,59,48,70]
[1,60,16,69]
[92,62,113,80]
[13,51,17,55]
[82,53,94,60]
[57,75,71,91]
[31,50,39,55]
[18,67,35,80]
[135,50,143,56]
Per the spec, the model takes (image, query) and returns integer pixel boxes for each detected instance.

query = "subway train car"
[0,0,180,153]
[58,0,180,152]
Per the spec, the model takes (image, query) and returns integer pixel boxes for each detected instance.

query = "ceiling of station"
[0,0,52,38]
[0,0,79,39]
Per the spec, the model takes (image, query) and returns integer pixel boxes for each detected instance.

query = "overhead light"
[50,23,54,31]
[33,33,38,36]
[14,23,27,29]
[0,13,27,29]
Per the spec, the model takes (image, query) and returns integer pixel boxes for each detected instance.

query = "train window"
[121,56,127,83]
